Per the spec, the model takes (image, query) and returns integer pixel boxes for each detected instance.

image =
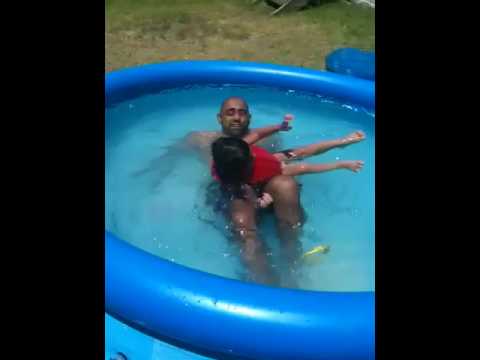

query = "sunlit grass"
[106,0,374,71]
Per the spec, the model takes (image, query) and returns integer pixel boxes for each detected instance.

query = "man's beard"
[224,125,248,137]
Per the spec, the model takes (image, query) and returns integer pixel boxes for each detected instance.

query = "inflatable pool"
[326,48,375,81]
[105,60,375,360]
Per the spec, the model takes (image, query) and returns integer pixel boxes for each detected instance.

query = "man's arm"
[185,131,215,149]
[131,131,219,178]
[243,122,291,145]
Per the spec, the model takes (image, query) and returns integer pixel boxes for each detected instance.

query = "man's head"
[217,97,251,137]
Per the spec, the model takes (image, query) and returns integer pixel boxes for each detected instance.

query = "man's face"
[217,98,251,137]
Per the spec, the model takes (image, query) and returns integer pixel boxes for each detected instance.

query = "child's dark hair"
[211,137,252,198]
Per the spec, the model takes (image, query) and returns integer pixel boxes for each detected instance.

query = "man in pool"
[134,97,365,286]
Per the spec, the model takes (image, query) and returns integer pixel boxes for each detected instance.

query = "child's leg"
[282,160,364,176]
[274,131,365,162]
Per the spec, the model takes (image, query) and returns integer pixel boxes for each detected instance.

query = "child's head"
[211,137,252,186]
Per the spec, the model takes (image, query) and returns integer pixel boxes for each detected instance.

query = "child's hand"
[340,130,366,146]
[280,114,294,131]
[340,160,365,173]
[257,192,274,208]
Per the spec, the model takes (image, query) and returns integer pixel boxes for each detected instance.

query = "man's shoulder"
[186,131,222,148]
[187,130,221,140]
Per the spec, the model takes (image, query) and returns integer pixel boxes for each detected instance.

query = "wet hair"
[211,137,252,198]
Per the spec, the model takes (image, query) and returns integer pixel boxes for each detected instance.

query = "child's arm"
[243,114,294,145]
[282,160,364,176]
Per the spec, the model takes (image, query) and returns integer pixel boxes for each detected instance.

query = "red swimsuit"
[211,145,282,185]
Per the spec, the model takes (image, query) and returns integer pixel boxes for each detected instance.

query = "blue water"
[105,85,375,291]
[106,314,212,360]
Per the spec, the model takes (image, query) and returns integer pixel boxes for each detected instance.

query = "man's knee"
[231,212,254,229]
[229,205,257,236]
[267,175,299,198]
[266,175,303,226]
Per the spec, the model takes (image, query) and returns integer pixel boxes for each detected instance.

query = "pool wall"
[106,60,375,360]
[106,60,374,111]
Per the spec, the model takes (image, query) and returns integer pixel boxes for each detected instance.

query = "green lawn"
[106,0,374,71]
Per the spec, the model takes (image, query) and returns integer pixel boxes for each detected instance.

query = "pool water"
[105,85,375,291]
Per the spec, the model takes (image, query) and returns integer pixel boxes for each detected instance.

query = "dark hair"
[211,137,252,198]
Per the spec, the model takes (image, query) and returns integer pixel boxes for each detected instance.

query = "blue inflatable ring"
[106,60,375,360]
[326,48,375,81]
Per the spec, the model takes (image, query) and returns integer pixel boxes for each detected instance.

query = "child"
[211,114,365,207]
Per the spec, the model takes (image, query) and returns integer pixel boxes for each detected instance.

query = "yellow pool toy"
[303,244,330,257]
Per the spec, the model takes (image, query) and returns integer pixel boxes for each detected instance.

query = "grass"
[106,0,374,72]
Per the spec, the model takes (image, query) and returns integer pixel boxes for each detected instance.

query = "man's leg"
[274,130,366,162]
[228,186,279,285]
[263,175,304,287]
